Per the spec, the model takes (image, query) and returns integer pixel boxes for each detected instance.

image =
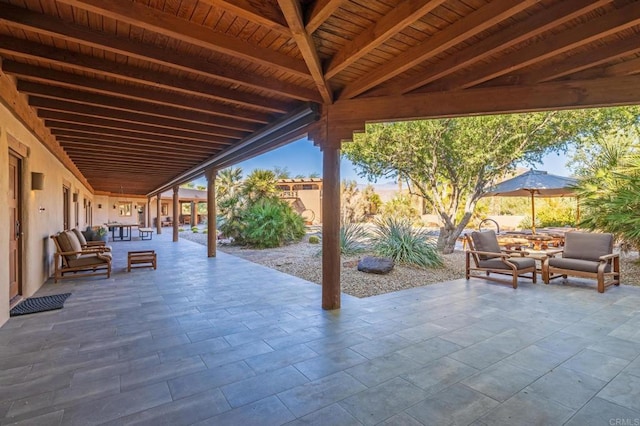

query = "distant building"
[276,178,323,224]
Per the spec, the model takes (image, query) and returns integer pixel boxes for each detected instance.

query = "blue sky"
[194,136,571,185]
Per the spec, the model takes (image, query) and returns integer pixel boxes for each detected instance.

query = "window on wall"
[119,202,132,217]
[63,186,70,230]
[161,203,169,215]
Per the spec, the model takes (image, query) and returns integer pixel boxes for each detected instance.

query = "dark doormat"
[10,293,72,317]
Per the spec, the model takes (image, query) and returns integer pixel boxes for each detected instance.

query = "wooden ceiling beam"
[604,56,640,77]
[338,0,536,100]
[519,33,640,83]
[55,0,309,79]
[328,75,640,125]
[59,140,211,158]
[2,61,290,115]
[66,152,197,166]
[278,0,333,103]
[374,0,609,96]
[199,0,291,36]
[45,120,234,145]
[305,0,344,34]
[37,110,245,141]
[440,1,640,91]
[27,96,260,133]
[48,126,231,147]
[0,56,93,191]
[0,41,274,124]
[58,136,215,153]
[53,132,224,152]
[0,7,320,102]
[31,98,252,137]
[324,0,446,80]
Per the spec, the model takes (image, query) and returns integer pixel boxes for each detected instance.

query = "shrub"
[340,222,369,255]
[380,195,420,223]
[243,198,305,248]
[178,227,185,232]
[203,229,208,234]
[371,217,443,268]
[308,235,320,244]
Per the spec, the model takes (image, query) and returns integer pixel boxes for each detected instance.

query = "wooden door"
[63,186,70,230]
[9,153,21,301]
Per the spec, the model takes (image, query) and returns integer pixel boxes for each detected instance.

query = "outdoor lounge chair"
[51,230,112,283]
[542,231,620,293]
[71,228,111,251]
[465,230,537,289]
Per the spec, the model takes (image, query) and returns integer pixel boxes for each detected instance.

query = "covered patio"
[1,233,640,424]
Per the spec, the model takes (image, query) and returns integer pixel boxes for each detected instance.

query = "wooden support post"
[206,168,217,258]
[147,197,151,229]
[172,186,179,242]
[156,195,162,235]
[322,140,341,310]
[190,201,196,226]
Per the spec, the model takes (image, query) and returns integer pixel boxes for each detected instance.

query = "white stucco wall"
[0,103,92,326]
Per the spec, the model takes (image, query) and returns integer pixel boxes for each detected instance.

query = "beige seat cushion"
[72,228,88,246]
[56,231,83,260]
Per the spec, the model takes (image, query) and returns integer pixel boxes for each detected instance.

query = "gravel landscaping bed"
[179,231,640,298]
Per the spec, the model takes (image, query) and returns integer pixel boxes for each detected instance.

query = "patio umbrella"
[483,169,578,234]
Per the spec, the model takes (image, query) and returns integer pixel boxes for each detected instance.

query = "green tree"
[344,109,635,253]
[272,166,290,179]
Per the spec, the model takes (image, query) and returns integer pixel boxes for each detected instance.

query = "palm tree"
[243,169,278,203]
[216,167,243,201]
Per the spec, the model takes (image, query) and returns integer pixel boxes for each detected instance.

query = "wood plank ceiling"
[0,0,639,195]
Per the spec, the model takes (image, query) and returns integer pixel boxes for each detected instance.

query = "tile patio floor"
[1,231,640,425]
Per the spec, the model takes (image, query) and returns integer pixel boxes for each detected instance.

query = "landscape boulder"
[357,256,394,274]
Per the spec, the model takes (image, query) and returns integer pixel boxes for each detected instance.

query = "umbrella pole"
[531,191,536,234]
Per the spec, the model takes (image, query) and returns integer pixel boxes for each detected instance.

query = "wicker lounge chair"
[542,232,620,293]
[465,230,537,289]
[51,230,112,283]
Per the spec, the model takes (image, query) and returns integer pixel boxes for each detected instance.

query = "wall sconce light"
[72,193,78,202]
[31,172,44,190]
[113,204,117,209]
[98,204,102,209]
[83,198,87,208]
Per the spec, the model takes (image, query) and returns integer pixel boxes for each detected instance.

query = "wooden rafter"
[324,0,447,80]
[305,0,344,34]
[373,0,609,96]
[0,8,320,102]
[2,61,290,114]
[17,80,269,125]
[54,0,310,79]
[338,0,537,99]
[517,33,640,84]
[55,134,218,152]
[199,0,291,36]
[278,0,333,104]
[33,100,249,137]
[437,1,640,91]
[59,139,214,157]
[38,110,244,141]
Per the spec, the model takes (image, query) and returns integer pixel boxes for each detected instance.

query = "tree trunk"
[438,227,459,254]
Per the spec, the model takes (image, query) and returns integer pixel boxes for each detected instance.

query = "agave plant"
[371,217,443,268]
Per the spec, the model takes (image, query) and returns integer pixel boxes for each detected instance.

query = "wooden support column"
[190,201,196,226]
[156,195,162,234]
[172,187,179,242]
[206,168,217,258]
[146,197,151,228]
[321,139,341,310]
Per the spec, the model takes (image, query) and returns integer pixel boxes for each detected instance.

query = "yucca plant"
[371,217,443,268]
[340,221,369,255]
